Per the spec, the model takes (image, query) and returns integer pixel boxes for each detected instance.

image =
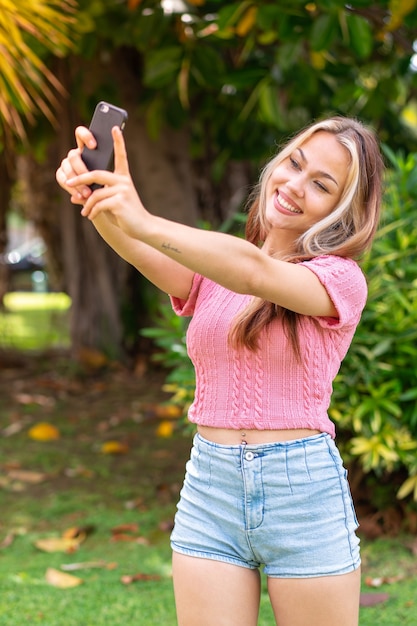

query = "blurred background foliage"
[0,0,417,521]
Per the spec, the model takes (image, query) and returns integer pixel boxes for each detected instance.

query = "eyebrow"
[297,148,339,187]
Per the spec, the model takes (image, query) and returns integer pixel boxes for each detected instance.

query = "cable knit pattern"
[170,255,367,438]
[231,349,242,419]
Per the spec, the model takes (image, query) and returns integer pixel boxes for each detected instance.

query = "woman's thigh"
[172,552,261,626]
[267,568,361,626]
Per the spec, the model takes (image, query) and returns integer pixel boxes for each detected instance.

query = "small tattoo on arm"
[162,242,181,254]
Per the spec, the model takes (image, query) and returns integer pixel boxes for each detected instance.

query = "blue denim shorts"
[171,432,360,578]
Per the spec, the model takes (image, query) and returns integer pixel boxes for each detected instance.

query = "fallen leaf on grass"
[45,567,83,589]
[35,537,83,553]
[156,420,175,438]
[365,575,405,587]
[120,573,162,585]
[28,422,60,441]
[35,525,94,553]
[7,469,47,484]
[15,393,56,408]
[101,441,129,455]
[360,592,390,607]
[111,523,140,534]
[2,420,27,437]
[154,404,183,419]
[62,525,96,540]
[61,561,118,571]
[110,523,149,545]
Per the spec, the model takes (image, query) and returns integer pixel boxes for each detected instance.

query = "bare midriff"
[197,426,321,445]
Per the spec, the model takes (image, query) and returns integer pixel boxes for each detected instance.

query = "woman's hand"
[59,126,150,240]
[56,126,96,205]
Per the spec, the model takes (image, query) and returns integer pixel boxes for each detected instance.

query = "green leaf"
[216,2,249,30]
[276,40,304,71]
[257,4,281,31]
[143,47,183,88]
[310,14,338,51]
[258,81,284,129]
[405,166,417,198]
[400,389,417,402]
[191,45,225,88]
[397,475,417,500]
[346,14,373,58]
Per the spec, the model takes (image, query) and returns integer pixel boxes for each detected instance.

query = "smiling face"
[264,131,350,249]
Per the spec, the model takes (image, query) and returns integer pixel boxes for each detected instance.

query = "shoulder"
[301,255,366,289]
[301,255,367,327]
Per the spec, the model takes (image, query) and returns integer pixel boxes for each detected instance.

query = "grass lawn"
[0,294,416,624]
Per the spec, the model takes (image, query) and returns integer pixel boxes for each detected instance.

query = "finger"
[56,154,91,201]
[112,126,130,176]
[56,170,85,205]
[71,192,86,206]
[75,126,96,151]
[79,184,117,219]
[56,167,85,204]
[66,169,118,189]
[66,148,94,199]
[56,164,68,187]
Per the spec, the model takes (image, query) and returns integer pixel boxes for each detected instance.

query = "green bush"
[142,150,417,507]
[140,301,195,427]
[330,148,417,503]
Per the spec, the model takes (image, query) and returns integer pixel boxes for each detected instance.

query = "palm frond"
[0,0,77,140]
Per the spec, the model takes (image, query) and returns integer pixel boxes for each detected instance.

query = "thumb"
[112,126,130,175]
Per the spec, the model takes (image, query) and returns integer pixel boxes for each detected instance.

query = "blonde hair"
[230,116,384,353]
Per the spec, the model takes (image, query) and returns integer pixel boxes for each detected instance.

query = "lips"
[276,192,302,214]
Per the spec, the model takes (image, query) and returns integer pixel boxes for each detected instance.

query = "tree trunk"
[0,147,16,306]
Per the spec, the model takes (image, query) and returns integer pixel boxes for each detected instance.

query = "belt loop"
[240,439,247,465]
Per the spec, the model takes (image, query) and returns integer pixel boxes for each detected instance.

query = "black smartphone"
[81,101,128,189]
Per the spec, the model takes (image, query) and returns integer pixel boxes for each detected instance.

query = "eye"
[289,156,300,170]
[314,180,329,193]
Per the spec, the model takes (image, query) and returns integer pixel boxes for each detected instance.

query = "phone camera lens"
[100,104,109,113]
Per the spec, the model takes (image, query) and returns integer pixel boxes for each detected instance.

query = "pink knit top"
[170,255,367,438]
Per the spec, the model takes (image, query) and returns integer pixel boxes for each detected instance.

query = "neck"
[262,230,298,258]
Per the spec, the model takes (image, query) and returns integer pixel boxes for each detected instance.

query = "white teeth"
[278,194,302,213]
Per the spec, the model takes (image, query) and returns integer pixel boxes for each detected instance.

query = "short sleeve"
[301,256,367,329]
[170,273,203,316]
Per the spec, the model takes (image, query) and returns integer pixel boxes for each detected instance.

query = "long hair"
[229,116,384,353]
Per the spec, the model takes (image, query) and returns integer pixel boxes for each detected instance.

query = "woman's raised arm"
[56,126,195,299]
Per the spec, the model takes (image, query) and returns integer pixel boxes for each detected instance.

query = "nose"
[286,174,305,198]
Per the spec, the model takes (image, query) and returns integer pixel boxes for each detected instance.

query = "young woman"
[56,116,384,626]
